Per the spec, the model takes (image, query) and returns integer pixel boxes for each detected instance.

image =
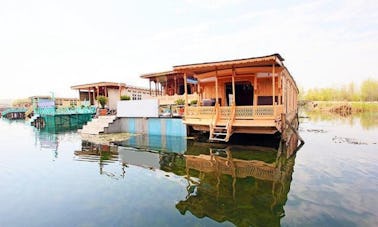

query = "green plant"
[190,100,198,105]
[175,98,185,105]
[97,96,108,109]
[120,95,131,101]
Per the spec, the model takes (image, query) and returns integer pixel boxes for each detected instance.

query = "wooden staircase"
[209,105,235,142]
[24,106,34,120]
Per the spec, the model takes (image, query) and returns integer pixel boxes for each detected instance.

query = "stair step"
[209,137,227,142]
[213,132,227,136]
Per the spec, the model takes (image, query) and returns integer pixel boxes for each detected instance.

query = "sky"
[0,0,377,99]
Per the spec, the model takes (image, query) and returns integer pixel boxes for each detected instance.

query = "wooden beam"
[194,66,283,80]
[232,67,236,106]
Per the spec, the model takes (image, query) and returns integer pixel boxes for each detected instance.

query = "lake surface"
[0,112,377,227]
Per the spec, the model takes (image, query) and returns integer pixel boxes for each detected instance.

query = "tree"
[361,78,378,101]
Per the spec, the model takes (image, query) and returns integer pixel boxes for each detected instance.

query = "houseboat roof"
[71,82,126,90]
[173,54,284,72]
[140,71,181,79]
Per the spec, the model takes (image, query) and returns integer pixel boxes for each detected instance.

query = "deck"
[184,105,284,134]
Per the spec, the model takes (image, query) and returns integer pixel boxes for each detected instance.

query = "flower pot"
[99,109,107,116]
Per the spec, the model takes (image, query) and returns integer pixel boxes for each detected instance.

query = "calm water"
[0,113,377,227]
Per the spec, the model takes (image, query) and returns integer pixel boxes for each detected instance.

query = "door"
[225,81,254,106]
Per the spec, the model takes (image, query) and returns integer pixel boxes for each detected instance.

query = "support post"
[254,76,257,106]
[184,73,188,117]
[174,77,177,95]
[88,88,91,105]
[149,80,151,95]
[215,68,219,105]
[232,67,236,106]
[118,85,121,99]
[272,61,276,117]
[272,63,275,106]
[197,79,201,105]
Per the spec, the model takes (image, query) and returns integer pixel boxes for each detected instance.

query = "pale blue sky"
[0,0,377,99]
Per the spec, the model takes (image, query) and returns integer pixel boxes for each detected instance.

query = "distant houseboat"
[142,54,299,142]
[71,82,152,111]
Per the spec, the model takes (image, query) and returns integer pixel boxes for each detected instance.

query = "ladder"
[209,106,235,142]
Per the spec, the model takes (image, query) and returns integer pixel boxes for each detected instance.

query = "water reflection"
[74,133,301,226]
[33,125,81,160]
[178,135,300,227]
[305,110,378,130]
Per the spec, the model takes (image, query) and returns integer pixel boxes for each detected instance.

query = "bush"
[120,95,131,100]
[175,98,185,105]
[190,100,198,105]
[97,96,108,109]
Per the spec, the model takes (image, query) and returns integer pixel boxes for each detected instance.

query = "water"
[0,112,377,227]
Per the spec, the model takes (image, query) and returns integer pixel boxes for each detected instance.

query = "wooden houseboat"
[71,82,152,111]
[142,54,299,142]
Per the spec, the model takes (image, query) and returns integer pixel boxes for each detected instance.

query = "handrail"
[185,105,283,121]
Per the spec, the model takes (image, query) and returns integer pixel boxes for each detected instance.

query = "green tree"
[361,78,378,101]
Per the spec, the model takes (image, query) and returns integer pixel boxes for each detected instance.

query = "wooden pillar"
[232,67,236,106]
[254,76,257,106]
[119,85,121,99]
[184,73,188,116]
[215,67,219,105]
[96,86,99,100]
[155,81,157,96]
[149,80,152,95]
[197,79,201,105]
[272,63,275,106]
[277,74,281,105]
[88,87,91,105]
[174,77,177,95]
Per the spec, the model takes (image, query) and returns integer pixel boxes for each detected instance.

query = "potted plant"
[175,98,186,116]
[190,100,198,106]
[120,95,131,101]
[97,95,108,116]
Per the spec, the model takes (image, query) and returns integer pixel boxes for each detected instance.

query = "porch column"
[197,79,200,105]
[215,67,219,105]
[174,77,177,95]
[278,74,281,105]
[88,87,91,105]
[232,67,236,106]
[272,63,275,106]
[272,63,276,117]
[254,76,257,106]
[118,85,121,99]
[184,73,188,116]
[155,81,157,96]
[96,86,99,100]
[149,80,152,95]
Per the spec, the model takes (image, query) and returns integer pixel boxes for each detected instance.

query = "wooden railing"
[156,93,199,105]
[185,106,215,118]
[185,105,283,120]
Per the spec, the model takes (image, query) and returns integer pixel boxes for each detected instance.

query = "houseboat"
[142,54,299,142]
[71,82,152,111]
